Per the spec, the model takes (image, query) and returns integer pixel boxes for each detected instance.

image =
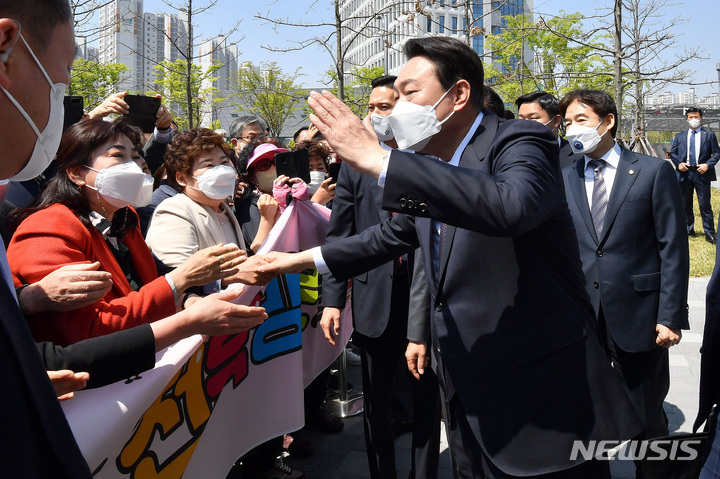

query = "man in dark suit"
[516,90,581,169]
[0,2,95,477]
[560,90,688,466]
[670,107,720,243]
[260,37,643,478]
[320,75,441,479]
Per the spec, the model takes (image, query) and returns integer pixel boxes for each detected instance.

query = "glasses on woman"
[252,158,274,172]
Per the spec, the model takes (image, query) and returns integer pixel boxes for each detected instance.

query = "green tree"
[233,61,305,137]
[150,59,223,130]
[69,59,130,110]
[326,66,385,117]
[483,13,613,107]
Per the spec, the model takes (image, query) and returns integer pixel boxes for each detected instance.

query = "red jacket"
[8,203,177,346]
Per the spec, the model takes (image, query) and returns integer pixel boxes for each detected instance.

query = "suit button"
[399,198,407,208]
[435,303,443,312]
[596,250,603,257]
[593,281,599,289]
[419,202,428,213]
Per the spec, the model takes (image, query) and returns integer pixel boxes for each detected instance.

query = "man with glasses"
[230,115,267,152]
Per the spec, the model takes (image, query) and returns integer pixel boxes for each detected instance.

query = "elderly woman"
[7,118,249,346]
[145,129,272,286]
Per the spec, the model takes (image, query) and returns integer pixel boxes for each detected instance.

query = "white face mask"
[190,164,236,200]
[254,168,277,193]
[307,170,326,195]
[1,34,66,182]
[387,86,455,151]
[85,162,153,208]
[566,118,608,155]
[371,113,394,142]
[688,118,701,129]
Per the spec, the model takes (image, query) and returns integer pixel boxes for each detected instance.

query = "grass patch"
[688,188,720,277]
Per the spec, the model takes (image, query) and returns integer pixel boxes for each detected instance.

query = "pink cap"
[246,143,290,170]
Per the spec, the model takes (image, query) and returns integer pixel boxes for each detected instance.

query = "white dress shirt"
[686,128,702,164]
[313,112,485,274]
[584,142,622,209]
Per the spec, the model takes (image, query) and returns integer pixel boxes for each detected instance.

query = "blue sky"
[142,0,718,98]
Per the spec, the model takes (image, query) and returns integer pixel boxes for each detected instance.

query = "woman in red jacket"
[7,118,254,346]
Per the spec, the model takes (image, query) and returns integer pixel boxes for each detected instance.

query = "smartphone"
[123,94,161,133]
[274,149,311,184]
[327,162,342,185]
[63,96,84,132]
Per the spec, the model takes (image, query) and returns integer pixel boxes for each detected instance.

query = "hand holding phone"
[123,95,161,133]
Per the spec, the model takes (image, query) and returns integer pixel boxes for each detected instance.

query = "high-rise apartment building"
[198,36,239,127]
[98,0,188,92]
[339,0,533,84]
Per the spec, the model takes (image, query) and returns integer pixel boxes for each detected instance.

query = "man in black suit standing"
[260,37,643,478]
[669,107,720,243]
[320,75,441,479]
[0,2,94,477]
[560,90,688,456]
[516,90,581,169]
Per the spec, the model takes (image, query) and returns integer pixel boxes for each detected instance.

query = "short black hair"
[686,107,703,118]
[483,86,505,117]
[293,126,308,142]
[0,0,71,52]
[559,89,618,138]
[515,91,560,118]
[371,75,397,89]
[404,37,484,111]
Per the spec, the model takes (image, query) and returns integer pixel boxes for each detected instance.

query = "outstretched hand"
[307,90,387,178]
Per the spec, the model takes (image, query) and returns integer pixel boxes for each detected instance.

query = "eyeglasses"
[238,134,266,143]
[252,158,274,172]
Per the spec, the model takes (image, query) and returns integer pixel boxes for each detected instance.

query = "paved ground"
[285,277,710,479]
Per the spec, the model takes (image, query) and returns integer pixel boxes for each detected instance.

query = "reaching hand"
[320,307,342,346]
[307,90,387,178]
[169,244,247,292]
[257,250,316,275]
[223,254,278,286]
[48,370,89,401]
[19,262,113,315]
[182,288,267,337]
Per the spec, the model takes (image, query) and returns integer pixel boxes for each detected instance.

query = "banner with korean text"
[62,199,353,478]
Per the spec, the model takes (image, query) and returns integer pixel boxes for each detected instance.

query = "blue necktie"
[689,130,697,166]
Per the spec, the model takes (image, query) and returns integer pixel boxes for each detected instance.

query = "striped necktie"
[588,159,608,235]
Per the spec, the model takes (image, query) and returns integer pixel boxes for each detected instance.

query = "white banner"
[62,199,353,478]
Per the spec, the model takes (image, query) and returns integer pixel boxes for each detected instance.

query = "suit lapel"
[600,148,639,242]
[568,159,599,244]
[436,113,498,290]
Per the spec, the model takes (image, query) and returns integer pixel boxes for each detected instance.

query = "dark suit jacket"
[563,150,689,353]
[321,163,427,339]
[0,284,93,478]
[669,128,720,182]
[37,324,156,389]
[559,137,581,169]
[320,113,643,475]
[697,239,720,431]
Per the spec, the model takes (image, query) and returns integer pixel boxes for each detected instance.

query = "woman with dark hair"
[7,118,248,347]
[146,128,272,286]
